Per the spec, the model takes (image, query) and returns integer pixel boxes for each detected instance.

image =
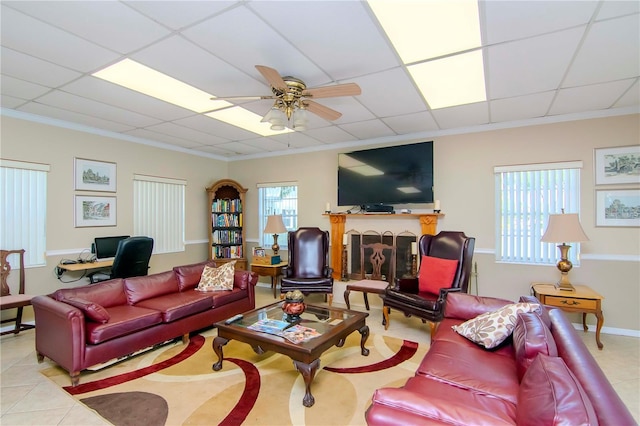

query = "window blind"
[257,182,298,248]
[0,160,50,267]
[133,174,186,254]
[494,162,582,265]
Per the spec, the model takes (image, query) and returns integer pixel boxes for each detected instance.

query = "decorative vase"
[282,290,305,322]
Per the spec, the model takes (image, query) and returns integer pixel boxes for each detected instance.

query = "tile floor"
[1,284,638,425]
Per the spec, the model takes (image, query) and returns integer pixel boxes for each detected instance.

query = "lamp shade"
[541,213,589,243]
[264,214,287,234]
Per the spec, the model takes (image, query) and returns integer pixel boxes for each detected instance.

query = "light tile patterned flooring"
[1,284,638,425]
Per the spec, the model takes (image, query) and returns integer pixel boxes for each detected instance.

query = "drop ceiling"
[1,1,638,161]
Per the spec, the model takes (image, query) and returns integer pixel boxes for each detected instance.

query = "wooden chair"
[1,249,36,335]
[344,242,396,311]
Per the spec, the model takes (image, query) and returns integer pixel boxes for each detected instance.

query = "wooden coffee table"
[213,302,369,407]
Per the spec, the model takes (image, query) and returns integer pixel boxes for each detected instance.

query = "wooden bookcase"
[206,179,248,270]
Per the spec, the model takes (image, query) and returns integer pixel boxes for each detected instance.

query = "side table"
[250,261,288,298]
[531,283,604,349]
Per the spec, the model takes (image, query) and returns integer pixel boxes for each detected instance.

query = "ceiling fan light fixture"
[293,108,309,131]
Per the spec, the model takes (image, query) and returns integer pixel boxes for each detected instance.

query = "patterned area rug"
[42,330,428,426]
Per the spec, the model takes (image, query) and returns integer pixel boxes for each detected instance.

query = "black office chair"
[88,236,154,284]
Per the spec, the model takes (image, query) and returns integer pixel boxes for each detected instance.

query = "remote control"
[224,314,243,324]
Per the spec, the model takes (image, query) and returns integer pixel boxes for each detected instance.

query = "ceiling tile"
[1,75,51,99]
[124,128,203,149]
[1,94,28,109]
[19,102,135,133]
[239,137,291,152]
[1,47,82,88]
[490,91,556,123]
[124,1,238,30]
[563,14,640,87]
[353,68,427,117]
[431,102,489,129]
[173,115,262,141]
[303,125,361,144]
[4,1,171,54]
[382,111,439,134]
[549,79,638,115]
[614,80,639,108]
[597,1,640,20]
[215,141,265,155]
[142,122,230,145]
[482,1,596,44]
[488,27,584,99]
[339,119,395,140]
[36,91,162,128]
[0,5,120,72]
[249,1,398,81]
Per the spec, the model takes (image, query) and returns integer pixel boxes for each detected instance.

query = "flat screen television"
[338,141,433,207]
[93,235,130,260]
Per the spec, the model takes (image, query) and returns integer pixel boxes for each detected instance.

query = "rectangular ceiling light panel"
[409,50,486,109]
[368,0,482,63]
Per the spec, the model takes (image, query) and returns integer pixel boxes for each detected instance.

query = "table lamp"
[264,214,287,255]
[541,212,589,291]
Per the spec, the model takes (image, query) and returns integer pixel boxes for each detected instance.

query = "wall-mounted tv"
[338,141,434,207]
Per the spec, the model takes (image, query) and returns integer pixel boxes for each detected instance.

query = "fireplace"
[346,232,417,281]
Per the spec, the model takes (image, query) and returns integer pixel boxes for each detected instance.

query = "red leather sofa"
[366,292,636,426]
[32,261,258,386]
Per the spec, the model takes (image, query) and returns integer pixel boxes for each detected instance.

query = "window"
[0,160,49,267]
[495,161,583,265]
[133,174,185,254]
[258,182,298,248]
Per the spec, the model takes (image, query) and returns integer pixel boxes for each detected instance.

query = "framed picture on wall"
[595,189,640,227]
[594,146,640,185]
[75,158,117,192]
[75,195,117,227]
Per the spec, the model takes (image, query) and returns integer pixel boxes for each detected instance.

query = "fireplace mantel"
[323,213,443,280]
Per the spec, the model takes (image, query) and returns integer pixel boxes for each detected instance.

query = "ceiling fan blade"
[255,65,287,91]
[303,82,361,99]
[304,100,342,121]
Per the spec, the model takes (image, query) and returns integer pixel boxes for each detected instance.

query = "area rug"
[41,330,428,426]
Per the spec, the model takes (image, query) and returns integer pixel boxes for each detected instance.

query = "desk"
[250,261,287,298]
[531,283,604,349]
[57,259,113,272]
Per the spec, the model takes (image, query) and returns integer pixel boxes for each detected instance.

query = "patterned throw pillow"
[196,261,236,291]
[452,302,541,349]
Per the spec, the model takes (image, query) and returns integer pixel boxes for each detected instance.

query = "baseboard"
[571,322,640,338]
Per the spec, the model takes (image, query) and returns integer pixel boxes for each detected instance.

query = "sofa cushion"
[197,261,236,291]
[210,287,247,308]
[124,271,180,305]
[445,292,513,322]
[416,340,520,404]
[519,295,552,328]
[418,255,458,295]
[436,318,515,359]
[517,354,598,426]
[452,303,540,349]
[136,291,213,323]
[62,297,110,323]
[173,260,216,291]
[369,376,517,426]
[52,279,127,308]
[84,305,163,344]
[513,312,558,381]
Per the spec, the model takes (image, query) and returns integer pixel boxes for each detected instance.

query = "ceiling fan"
[213,65,361,130]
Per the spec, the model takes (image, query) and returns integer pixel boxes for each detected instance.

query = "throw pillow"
[196,261,236,291]
[63,297,110,323]
[452,302,541,349]
[513,312,558,381]
[517,354,598,426]
[418,255,459,295]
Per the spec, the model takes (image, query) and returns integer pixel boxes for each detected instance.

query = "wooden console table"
[531,283,604,350]
[324,213,442,280]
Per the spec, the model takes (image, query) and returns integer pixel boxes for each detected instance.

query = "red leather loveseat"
[32,261,257,386]
[366,292,635,426]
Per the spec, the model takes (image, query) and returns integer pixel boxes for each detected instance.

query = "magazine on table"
[280,325,321,344]
[247,319,290,335]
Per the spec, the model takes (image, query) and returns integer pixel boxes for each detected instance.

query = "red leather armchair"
[382,231,475,337]
[281,227,334,305]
